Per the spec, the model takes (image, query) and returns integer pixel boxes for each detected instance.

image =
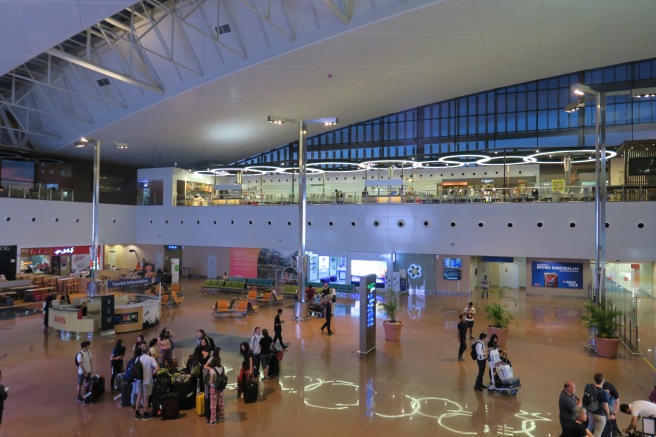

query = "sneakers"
[469,336,475,340]
[141,413,152,420]
[208,420,217,425]
[134,412,142,419]
[458,357,465,361]
[262,376,269,381]
[219,417,225,422]
[76,396,84,404]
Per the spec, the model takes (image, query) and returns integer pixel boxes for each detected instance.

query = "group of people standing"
[558,372,656,437]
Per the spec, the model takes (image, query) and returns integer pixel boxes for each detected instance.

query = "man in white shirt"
[620,400,656,435]
[76,341,93,403]
[474,333,488,391]
[250,327,263,378]
[464,302,476,340]
[134,345,159,420]
[481,276,490,299]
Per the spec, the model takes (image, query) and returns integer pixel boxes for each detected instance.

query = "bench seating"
[201,279,246,293]
[211,298,256,318]
[307,282,357,293]
[281,284,299,298]
[244,290,282,305]
[245,278,274,288]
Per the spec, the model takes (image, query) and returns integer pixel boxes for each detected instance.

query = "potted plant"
[581,301,622,358]
[380,288,403,341]
[484,286,515,347]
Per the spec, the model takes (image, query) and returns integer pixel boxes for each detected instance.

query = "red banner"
[29,246,92,256]
[230,248,260,278]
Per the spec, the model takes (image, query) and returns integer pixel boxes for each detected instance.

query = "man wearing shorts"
[134,345,159,420]
[464,302,476,340]
[76,341,93,403]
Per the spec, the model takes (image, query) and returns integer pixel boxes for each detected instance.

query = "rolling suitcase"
[268,354,279,378]
[84,375,105,404]
[114,372,125,392]
[121,382,132,407]
[195,380,205,416]
[243,380,258,404]
[161,392,180,420]
[150,377,170,417]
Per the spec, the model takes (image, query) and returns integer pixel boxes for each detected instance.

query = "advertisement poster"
[531,261,583,289]
[230,248,260,278]
[171,258,180,284]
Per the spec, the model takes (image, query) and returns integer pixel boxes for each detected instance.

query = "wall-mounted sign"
[531,261,583,289]
[166,245,179,250]
[53,247,74,255]
[107,278,152,288]
[113,312,139,325]
[28,246,92,256]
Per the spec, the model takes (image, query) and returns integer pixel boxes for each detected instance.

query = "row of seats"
[307,282,357,293]
[201,279,246,293]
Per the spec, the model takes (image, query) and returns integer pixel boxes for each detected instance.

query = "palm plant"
[581,301,621,339]
[484,286,516,329]
[380,288,400,323]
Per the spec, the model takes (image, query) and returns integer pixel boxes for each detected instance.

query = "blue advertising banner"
[531,261,583,289]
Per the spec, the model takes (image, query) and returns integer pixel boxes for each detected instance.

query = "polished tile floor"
[0,279,654,437]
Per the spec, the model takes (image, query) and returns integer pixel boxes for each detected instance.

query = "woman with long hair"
[157,328,174,364]
[237,342,253,398]
[206,357,226,424]
[110,339,126,391]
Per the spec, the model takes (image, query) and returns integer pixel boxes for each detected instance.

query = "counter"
[48,305,94,333]
[113,295,161,333]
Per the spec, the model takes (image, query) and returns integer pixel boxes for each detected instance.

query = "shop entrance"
[0,245,17,280]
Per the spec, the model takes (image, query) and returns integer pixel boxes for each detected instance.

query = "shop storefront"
[20,245,102,277]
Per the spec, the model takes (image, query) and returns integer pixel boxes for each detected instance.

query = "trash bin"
[181,267,191,277]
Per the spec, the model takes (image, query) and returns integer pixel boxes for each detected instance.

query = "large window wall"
[234,58,656,167]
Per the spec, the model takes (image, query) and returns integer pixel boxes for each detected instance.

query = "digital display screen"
[351,260,387,286]
[628,157,656,176]
[443,257,462,280]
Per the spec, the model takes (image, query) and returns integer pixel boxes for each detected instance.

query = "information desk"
[48,304,94,333]
[114,295,161,333]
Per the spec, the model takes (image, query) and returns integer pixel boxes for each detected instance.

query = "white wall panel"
[1,198,655,263]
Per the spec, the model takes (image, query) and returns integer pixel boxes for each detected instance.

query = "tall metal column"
[90,141,101,295]
[594,93,607,305]
[295,121,309,319]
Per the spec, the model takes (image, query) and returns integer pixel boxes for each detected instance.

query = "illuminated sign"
[166,245,179,250]
[408,264,422,279]
[113,312,139,325]
[54,247,74,255]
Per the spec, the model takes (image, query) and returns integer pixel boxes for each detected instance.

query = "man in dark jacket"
[321,297,333,335]
[457,314,467,361]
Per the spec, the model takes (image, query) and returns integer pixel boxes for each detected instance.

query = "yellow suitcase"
[196,392,205,416]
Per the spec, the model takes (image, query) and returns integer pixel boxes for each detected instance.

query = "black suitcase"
[161,392,180,420]
[268,354,279,377]
[243,380,258,404]
[121,382,133,407]
[172,380,196,410]
[150,378,170,417]
[498,377,521,389]
[84,376,105,404]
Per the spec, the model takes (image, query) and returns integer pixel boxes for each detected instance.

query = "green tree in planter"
[484,286,516,329]
[379,288,400,323]
[581,301,622,339]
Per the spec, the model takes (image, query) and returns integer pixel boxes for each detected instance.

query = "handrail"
[0,184,74,201]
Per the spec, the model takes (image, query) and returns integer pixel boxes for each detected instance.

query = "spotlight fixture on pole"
[268,115,338,320]
[74,137,128,295]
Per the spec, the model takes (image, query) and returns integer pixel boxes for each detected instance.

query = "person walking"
[321,296,333,335]
[559,380,581,437]
[75,341,93,403]
[473,333,487,391]
[464,302,476,340]
[259,329,274,380]
[457,314,467,361]
[109,339,126,392]
[250,327,263,378]
[273,308,288,350]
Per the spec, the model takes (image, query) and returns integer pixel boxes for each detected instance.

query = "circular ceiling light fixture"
[360,159,420,169]
[477,156,537,166]
[527,148,617,164]
[307,162,367,172]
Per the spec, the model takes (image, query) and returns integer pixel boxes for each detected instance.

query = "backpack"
[124,357,136,382]
[470,342,480,360]
[216,367,228,391]
[582,383,600,412]
[127,357,143,383]
[75,352,81,367]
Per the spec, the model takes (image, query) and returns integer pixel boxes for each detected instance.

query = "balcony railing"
[0,184,74,201]
[163,185,656,206]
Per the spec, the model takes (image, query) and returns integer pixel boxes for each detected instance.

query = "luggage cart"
[487,351,521,395]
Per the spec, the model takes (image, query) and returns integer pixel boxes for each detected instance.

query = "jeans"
[588,413,607,437]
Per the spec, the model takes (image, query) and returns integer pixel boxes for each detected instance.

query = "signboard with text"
[531,261,583,289]
[107,278,152,288]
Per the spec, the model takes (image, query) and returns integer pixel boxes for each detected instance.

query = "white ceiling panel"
[0,0,655,167]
